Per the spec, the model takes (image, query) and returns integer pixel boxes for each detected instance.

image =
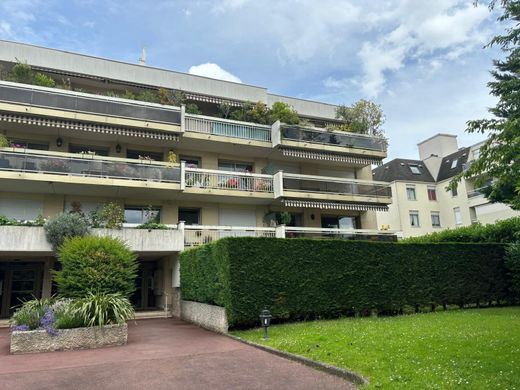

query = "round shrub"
[54,235,138,298]
[44,212,89,250]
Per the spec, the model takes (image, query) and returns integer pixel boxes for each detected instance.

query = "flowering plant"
[226,178,239,188]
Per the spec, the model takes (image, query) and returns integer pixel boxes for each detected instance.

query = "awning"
[0,113,179,141]
[184,93,243,107]
[281,148,382,165]
[282,199,389,211]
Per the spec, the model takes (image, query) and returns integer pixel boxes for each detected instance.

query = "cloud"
[188,63,242,83]
[212,0,252,14]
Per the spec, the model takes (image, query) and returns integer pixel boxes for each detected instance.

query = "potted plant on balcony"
[225,178,239,188]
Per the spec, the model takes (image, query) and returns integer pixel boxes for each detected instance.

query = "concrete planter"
[181,300,228,333]
[10,323,127,354]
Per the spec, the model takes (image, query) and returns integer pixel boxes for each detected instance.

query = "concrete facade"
[181,301,229,333]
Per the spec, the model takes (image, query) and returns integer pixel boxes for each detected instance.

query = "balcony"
[0,149,181,192]
[272,123,387,162]
[181,165,274,199]
[183,225,399,247]
[275,172,392,205]
[185,114,271,142]
[0,81,182,132]
[0,225,184,254]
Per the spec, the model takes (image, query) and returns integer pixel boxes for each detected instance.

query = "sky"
[0,0,505,160]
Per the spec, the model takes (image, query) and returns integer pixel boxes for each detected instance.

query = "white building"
[374,134,520,238]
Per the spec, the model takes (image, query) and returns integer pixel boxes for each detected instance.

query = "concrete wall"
[181,301,228,333]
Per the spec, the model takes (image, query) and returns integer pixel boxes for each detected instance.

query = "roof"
[436,147,470,182]
[372,159,435,183]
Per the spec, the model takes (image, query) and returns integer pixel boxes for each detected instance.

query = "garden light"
[259,309,272,340]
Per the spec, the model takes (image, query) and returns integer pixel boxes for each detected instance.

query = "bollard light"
[259,309,272,340]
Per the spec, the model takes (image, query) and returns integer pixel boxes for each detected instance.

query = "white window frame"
[406,185,417,201]
[454,207,462,225]
[451,159,458,169]
[409,211,420,228]
[431,212,441,228]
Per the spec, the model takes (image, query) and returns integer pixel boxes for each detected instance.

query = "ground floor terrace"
[0,318,354,390]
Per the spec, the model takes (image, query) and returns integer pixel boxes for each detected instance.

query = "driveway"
[0,318,355,389]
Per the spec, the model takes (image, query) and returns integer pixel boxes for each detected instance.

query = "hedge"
[402,217,520,243]
[180,238,511,328]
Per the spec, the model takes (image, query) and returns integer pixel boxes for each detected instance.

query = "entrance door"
[131,261,157,310]
[0,263,43,318]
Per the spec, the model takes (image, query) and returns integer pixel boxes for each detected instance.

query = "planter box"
[10,323,127,354]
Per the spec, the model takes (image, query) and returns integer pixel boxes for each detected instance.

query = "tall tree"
[452,0,520,209]
[335,99,386,138]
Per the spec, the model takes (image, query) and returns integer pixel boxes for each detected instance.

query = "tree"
[334,99,386,137]
[269,101,300,125]
[451,1,520,210]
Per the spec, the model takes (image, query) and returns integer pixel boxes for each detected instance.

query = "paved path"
[0,318,355,389]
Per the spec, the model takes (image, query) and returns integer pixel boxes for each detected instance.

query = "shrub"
[33,72,56,87]
[506,244,520,300]
[44,212,89,250]
[10,296,55,330]
[402,217,520,244]
[181,238,510,328]
[136,221,168,230]
[0,134,9,147]
[71,292,134,326]
[55,235,138,298]
[90,202,124,229]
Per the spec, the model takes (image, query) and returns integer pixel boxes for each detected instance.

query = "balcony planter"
[10,323,127,354]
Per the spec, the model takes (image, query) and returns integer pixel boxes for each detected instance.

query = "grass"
[232,307,520,389]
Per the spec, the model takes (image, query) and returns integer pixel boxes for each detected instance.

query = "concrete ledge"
[228,334,368,386]
[181,300,228,333]
[10,323,127,354]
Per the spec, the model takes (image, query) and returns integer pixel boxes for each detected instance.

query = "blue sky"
[0,0,504,160]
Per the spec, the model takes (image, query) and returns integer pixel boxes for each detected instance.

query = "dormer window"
[409,164,421,175]
[451,159,458,169]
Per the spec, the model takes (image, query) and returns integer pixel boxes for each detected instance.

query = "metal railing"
[185,114,272,142]
[184,167,274,193]
[0,81,181,124]
[282,173,392,197]
[0,151,181,182]
[281,125,387,152]
[284,226,399,241]
[184,225,276,247]
[467,186,490,198]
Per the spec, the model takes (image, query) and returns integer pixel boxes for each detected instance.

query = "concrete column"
[41,258,54,298]
[275,224,286,238]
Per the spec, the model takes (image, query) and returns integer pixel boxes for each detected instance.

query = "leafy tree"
[451,0,520,209]
[269,101,300,125]
[334,99,386,137]
[8,61,33,84]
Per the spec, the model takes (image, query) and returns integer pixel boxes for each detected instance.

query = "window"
[218,160,253,173]
[124,206,161,224]
[454,207,462,225]
[180,155,201,168]
[69,144,109,156]
[406,185,417,201]
[409,211,420,227]
[409,164,421,175]
[427,186,437,201]
[321,215,358,230]
[450,158,458,169]
[10,139,49,150]
[452,185,458,197]
[179,208,200,225]
[431,212,441,227]
[126,149,164,161]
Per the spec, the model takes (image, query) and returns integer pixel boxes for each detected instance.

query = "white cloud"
[212,0,252,14]
[188,63,242,83]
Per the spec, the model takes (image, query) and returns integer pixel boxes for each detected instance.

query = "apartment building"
[374,133,520,238]
[0,40,393,319]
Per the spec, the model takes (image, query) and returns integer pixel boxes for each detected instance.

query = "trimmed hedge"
[181,238,511,328]
[402,217,520,243]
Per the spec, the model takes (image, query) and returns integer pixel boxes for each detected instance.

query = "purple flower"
[12,324,30,332]
[40,306,58,336]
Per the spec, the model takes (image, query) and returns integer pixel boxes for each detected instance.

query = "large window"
[431,211,441,228]
[218,160,253,173]
[406,185,417,201]
[124,206,161,224]
[409,211,420,227]
[126,149,164,161]
[427,186,437,201]
[321,215,357,230]
[179,208,200,225]
[454,207,462,225]
[69,144,109,156]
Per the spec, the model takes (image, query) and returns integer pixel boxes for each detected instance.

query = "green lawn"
[232,307,520,389]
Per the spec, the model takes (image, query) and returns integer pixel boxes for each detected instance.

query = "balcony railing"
[185,114,272,142]
[184,225,276,247]
[282,173,392,198]
[183,166,274,193]
[0,150,181,183]
[0,81,181,125]
[284,226,399,241]
[280,125,387,152]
